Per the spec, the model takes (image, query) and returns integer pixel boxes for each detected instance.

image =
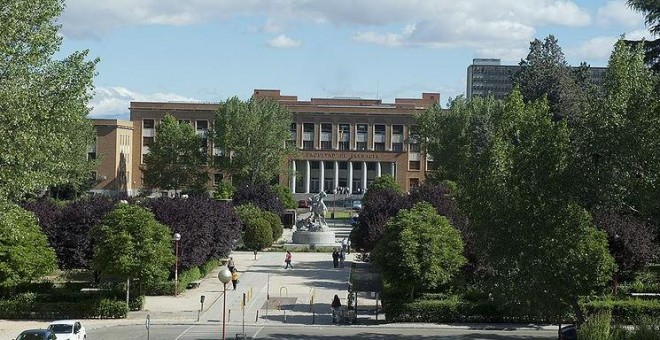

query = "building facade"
[466,58,608,100]
[91,89,439,196]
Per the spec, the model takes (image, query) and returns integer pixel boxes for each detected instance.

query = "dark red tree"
[350,188,410,252]
[146,196,242,271]
[233,183,284,215]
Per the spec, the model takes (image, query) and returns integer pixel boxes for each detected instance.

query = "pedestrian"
[347,239,351,254]
[341,238,348,253]
[339,249,345,268]
[284,251,293,269]
[227,257,235,272]
[332,249,339,268]
[231,268,239,290]
[331,294,342,323]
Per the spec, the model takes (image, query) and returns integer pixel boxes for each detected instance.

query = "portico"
[291,159,396,194]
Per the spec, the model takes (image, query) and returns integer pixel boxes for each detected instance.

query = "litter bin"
[281,209,296,228]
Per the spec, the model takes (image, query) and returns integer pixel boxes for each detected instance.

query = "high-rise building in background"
[466,58,607,100]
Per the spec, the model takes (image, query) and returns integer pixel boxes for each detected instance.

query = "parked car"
[351,200,362,210]
[13,329,57,340]
[47,320,86,340]
[297,199,310,208]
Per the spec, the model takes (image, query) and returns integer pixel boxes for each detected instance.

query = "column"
[305,160,311,194]
[319,160,325,193]
[348,161,353,194]
[361,161,367,193]
[376,162,381,178]
[290,160,297,193]
[334,161,339,192]
[391,161,396,178]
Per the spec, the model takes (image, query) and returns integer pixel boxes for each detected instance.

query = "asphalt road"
[89,323,557,339]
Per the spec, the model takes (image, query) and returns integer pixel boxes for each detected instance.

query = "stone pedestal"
[292,230,336,245]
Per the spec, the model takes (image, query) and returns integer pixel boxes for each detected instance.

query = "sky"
[55,0,654,119]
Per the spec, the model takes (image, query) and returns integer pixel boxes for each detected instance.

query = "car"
[13,329,58,340]
[351,200,362,210]
[47,320,86,340]
[297,199,310,208]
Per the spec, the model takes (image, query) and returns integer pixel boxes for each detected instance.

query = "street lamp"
[173,232,181,296]
[218,268,232,340]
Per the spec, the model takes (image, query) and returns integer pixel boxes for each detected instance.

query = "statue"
[296,191,329,232]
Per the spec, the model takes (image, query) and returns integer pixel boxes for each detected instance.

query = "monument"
[292,191,336,245]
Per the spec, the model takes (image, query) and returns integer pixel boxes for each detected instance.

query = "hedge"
[0,293,127,319]
[385,297,660,324]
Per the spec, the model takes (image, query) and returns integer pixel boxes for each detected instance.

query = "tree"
[363,175,403,199]
[214,97,294,185]
[351,188,410,252]
[143,115,209,194]
[271,184,297,210]
[0,0,98,201]
[514,35,591,121]
[92,204,174,294]
[627,0,660,71]
[0,200,57,288]
[372,202,466,299]
[233,183,284,215]
[461,91,615,323]
[146,196,242,270]
[235,203,278,249]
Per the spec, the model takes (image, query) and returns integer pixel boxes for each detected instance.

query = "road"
[89,323,557,339]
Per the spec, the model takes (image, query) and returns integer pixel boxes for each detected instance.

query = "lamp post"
[218,268,232,340]
[173,232,181,296]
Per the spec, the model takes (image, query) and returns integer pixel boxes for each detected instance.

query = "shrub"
[264,211,284,241]
[578,311,612,340]
[200,259,220,277]
[582,298,660,324]
[98,299,128,318]
[243,217,273,250]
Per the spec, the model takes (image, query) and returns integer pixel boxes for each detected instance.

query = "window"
[214,173,224,186]
[303,123,314,150]
[409,178,420,190]
[321,123,332,150]
[310,161,320,169]
[367,162,376,171]
[143,119,155,129]
[374,124,385,151]
[287,123,297,147]
[356,124,367,150]
[143,136,154,147]
[353,162,362,170]
[409,125,420,152]
[196,120,208,130]
[392,124,404,152]
[339,162,348,170]
[338,124,350,150]
[409,161,421,170]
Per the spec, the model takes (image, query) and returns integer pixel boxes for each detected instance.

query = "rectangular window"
[196,120,208,130]
[392,143,403,152]
[356,124,368,150]
[338,124,350,150]
[303,123,314,150]
[310,161,320,169]
[409,161,421,170]
[324,162,334,169]
[143,136,154,147]
[303,141,314,150]
[353,162,362,170]
[339,162,348,170]
[287,123,297,148]
[367,162,376,171]
[213,173,224,186]
[143,119,155,129]
[320,123,332,150]
[409,178,420,190]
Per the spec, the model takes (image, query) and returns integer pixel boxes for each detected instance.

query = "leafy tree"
[92,204,174,291]
[571,40,660,221]
[0,0,98,201]
[0,200,57,288]
[213,182,235,200]
[372,202,466,299]
[143,114,209,194]
[463,91,615,323]
[363,175,403,200]
[514,35,592,121]
[235,203,280,247]
[271,184,296,209]
[146,196,242,270]
[233,183,284,215]
[592,210,657,282]
[351,188,410,252]
[263,211,284,241]
[213,97,294,185]
[627,0,660,71]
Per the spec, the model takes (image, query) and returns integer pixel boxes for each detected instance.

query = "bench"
[187,281,202,289]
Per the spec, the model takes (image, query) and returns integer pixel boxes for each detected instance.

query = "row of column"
[290,160,396,194]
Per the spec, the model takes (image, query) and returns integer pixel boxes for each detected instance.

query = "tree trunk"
[570,299,585,326]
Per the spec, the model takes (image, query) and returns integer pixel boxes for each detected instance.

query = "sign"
[306,152,382,160]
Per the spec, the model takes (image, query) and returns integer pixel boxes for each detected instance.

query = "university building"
[90,89,439,196]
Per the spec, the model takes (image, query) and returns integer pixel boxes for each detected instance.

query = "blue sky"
[55,0,654,119]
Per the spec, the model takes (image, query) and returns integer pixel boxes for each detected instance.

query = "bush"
[200,259,220,277]
[98,299,128,318]
[578,311,612,340]
[264,211,284,241]
[582,298,660,324]
[243,217,274,250]
[0,293,128,319]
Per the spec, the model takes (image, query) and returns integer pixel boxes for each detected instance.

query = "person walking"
[341,238,348,253]
[227,257,235,272]
[331,294,342,323]
[332,249,339,268]
[284,251,293,269]
[231,268,239,290]
[339,249,345,268]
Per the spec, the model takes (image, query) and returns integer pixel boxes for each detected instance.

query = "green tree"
[235,203,277,249]
[92,204,174,294]
[514,35,592,121]
[463,91,615,323]
[271,184,296,209]
[365,175,403,196]
[627,0,660,71]
[0,200,57,288]
[0,0,98,201]
[143,115,209,194]
[372,202,466,300]
[214,97,294,185]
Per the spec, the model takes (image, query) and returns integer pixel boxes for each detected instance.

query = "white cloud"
[61,0,591,49]
[570,36,619,61]
[596,1,644,27]
[625,29,654,41]
[267,34,301,48]
[89,87,200,118]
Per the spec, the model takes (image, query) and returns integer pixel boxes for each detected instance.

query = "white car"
[47,320,86,340]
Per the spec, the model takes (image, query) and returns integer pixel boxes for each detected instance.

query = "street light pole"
[173,232,181,296]
[218,268,232,340]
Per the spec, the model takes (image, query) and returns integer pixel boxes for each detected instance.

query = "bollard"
[228,309,231,321]
[283,310,286,323]
[255,310,259,322]
[312,311,315,324]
